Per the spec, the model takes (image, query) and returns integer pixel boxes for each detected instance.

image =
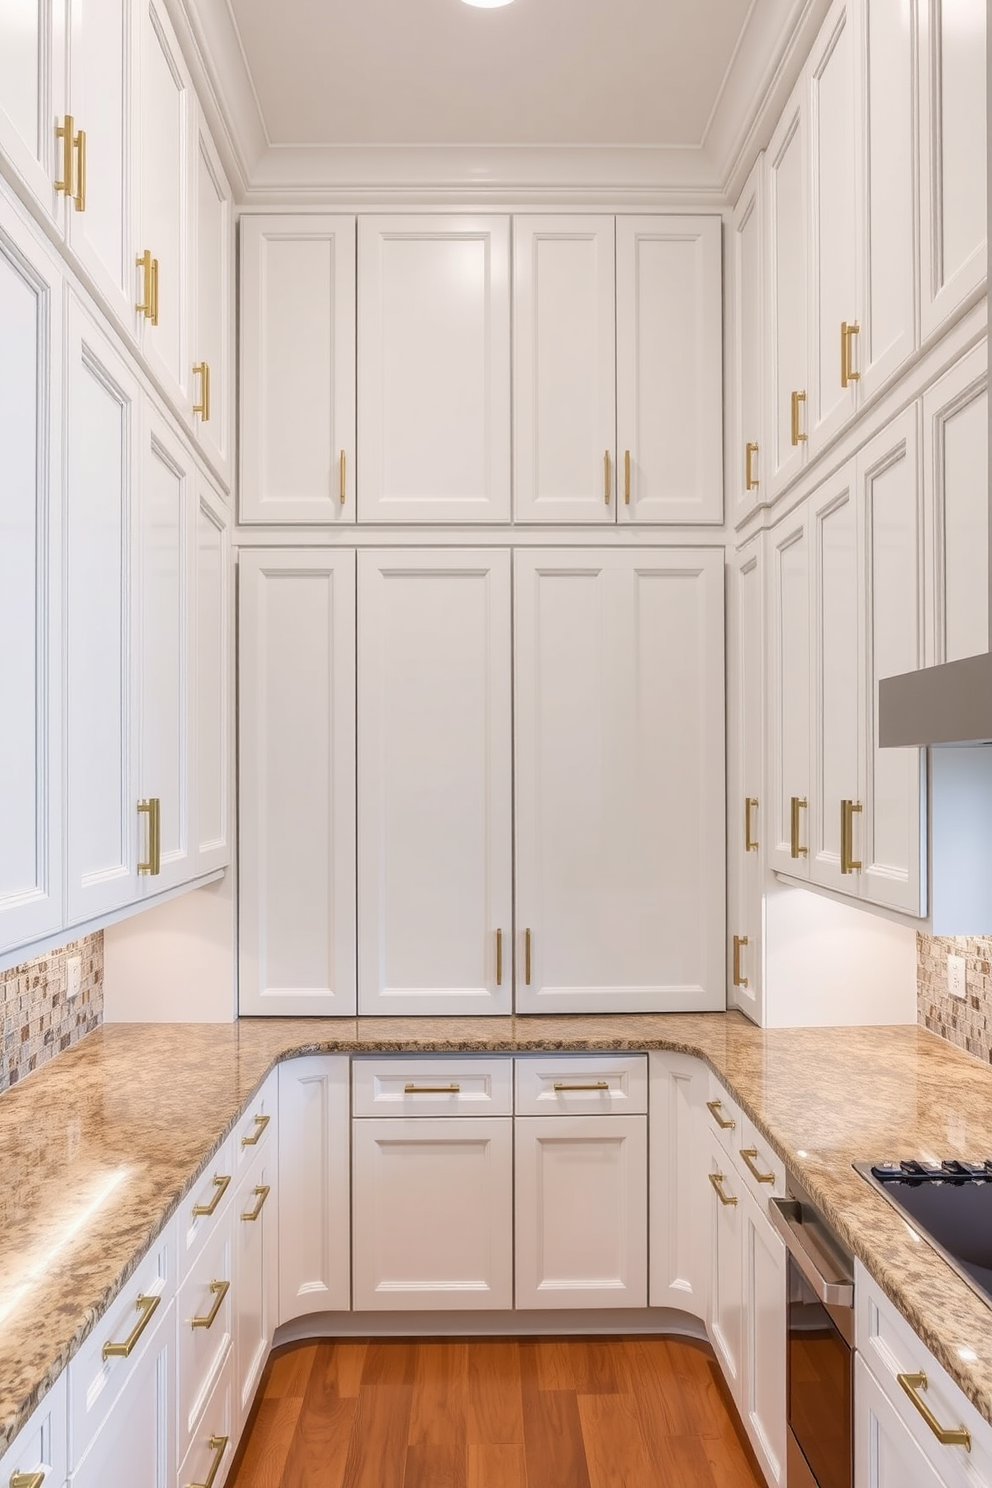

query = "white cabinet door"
[193,474,231,878]
[238,551,356,1016]
[0,1371,66,1488]
[191,115,233,490]
[65,297,141,924]
[741,1186,787,1488]
[136,0,191,408]
[924,340,989,665]
[353,1117,513,1311]
[278,1056,350,1322]
[71,1301,176,1488]
[239,215,356,523]
[918,0,987,342]
[810,464,862,895]
[706,1130,743,1406]
[357,550,512,1016]
[768,506,812,878]
[513,215,616,523]
[234,1148,275,1430]
[729,539,764,1020]
[137,406,194,894]
[66,0,134,330]
[0,0,63,223]
[0,188,64,953]
[515,1115,647,1309]
[358,214,510,522]
[514,549,724,1014]
[767,80,809,495]
[615,215,723,524]
[860,409,926,916]
[808,0,860,451]
[855,1355,946,1488]
[731,157,766,521]
[648,1052,707,1318]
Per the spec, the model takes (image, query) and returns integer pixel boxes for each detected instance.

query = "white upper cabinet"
[918,0,987,342]
[193,473,231,878]
[616,215,723,524]
[191,114,233,490]
[513,215,616,524]
[514,548,725,1014]
[357,550,512,1015]
[768,506,811,879]
[0,0,64,223]
[0,189,64,953]
[238,551,357,1016]
[240,215,356,524]
[358,214,511,522]
[728,539,764,1020]
[731,157,766,522]
[767,79,809,496]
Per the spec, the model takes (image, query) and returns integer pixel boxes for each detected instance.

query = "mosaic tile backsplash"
[918,934,992,1064]
[1,933,103,1093]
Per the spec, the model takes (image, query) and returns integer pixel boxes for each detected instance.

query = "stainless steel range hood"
[878,652,992,747]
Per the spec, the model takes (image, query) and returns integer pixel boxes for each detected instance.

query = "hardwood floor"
[227,1336,766,1488]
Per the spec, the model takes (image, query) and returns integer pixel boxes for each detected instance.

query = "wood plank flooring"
[227,1337,766,1488]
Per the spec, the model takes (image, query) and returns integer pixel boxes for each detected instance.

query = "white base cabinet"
[648,1051,708,1317]
[277,1055,351,1323]
[70,1302,176,1488]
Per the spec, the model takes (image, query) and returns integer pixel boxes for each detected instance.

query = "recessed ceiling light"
[461,0,515,8]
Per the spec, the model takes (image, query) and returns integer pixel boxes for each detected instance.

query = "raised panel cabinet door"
[859,408,926,916]
[70,1301,176,1488]
[741,1186,787,1487]
[648,1052,708,1317]
[278,1056,350,1323]
[358,214,510,522]
[240,215,356,523]
[808,0,861,452]
[238,551,356,1016]
[193,475,230,877]
[616,214,723,524]
[352,1117,513,1311]
[729,540,764,1020]
[357,550,512,1016]
[767,79,809,496]
[514,549,725,1014]
[0,188,64,954]
[854,1355,946,1488]
[923,340,989,666]
[706,1129,743,1407]
[731,155,766,520]
[515,1114,647,1309]
[234,1149,274,1431]
[513,215,616,523]
[0,0,63,223]
[768,508,812,880]
[918,0,987,342]
[191,114,233,490]
[66,0,135,330]
[65,297,141,924]
[810,463,863,895]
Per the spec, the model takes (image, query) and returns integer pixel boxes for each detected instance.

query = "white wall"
[103,871,236,1022]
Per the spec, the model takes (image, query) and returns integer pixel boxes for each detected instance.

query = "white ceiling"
[226,0,757,148]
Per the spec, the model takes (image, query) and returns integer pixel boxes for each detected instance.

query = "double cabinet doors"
[238,547,725,1015]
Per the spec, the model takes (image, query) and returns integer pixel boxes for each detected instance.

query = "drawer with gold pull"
[515,1055,647,1116]
[178,1212,234,1464]
[177,1342,235,1488]
[0,1371,67,1488]
[181,1135,235,1280]
[736,1116,786,1201]
[352,1057,513,1118]
[234,1070,277,1169]
[705,1073,743,1154]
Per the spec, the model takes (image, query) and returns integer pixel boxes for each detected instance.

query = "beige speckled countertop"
[4,1012,992,1452]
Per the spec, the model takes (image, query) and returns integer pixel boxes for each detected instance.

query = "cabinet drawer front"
[705,1073,743,1152]
[0,1370,67,1488]
[352,1057,513,1117]
[734,1116,786,1201]
[514,1054,647,1115]
[856,1263,992,1486]
[177,1342,235,1488]
[234,1072,277,1169]
[178,1202,235,1464]
[180,1135,235,1279]
[855,1354,946,1488]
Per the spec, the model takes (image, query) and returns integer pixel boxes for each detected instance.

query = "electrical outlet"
[948,953,967,1000]
[67,955,82,1000]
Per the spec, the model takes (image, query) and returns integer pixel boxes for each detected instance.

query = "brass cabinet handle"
[709,1172,738,1207]
[745,441,759,491]
[525,928,532,985]
[404,1083,461,1094]
[897,1373,971,1451]
[73,128,86,211]
[553,1081,610,1092]
[603,450,611,505]
[193,361,211,421]
[54,114,74,196]
[740,1148,776,1184]
[732,934,749,989]
[102,1292,161,1360]
[623,449,631,505]
[241,1185,271,1222]
[706,1099,736,1131]
[137,798,161,876]
[340,449,347,504]
[790,796,808,859]
[192,1173,231,1217]
[241,1113,270,1147]
[840,799,863,874]
[496,928,503,986]
[11,1473,47,1488]
[151,256,160,326]
[790,390,807,446]
[840,321,861,388]
[187,1435,230,1488]
[136,250,154,318]
[191,1279,230,1331]
[744,797,759,852]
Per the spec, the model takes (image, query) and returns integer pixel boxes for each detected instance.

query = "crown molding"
[170,0,269,197]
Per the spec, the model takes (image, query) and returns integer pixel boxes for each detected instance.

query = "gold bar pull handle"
[340,450,347,504]
[193,361,210,420]
[708,1172,738,1208]
[790,390,807,446]
[136,250,153,318]
[745,441,759,491]
[55,114,74,195]
[192,1173,231,1217]
[790,796,808,859]
[745,797,759,852]
[73,127,86,211]
[841,321,861,388]
[897,1374,971,1451]
[525,928,532,986]
[137,798,161,876]
[188,1435,230,1488]
[603,450,611,505]
[11,1473,47,1488]
[624,449,631,505]
[191,1279,230,1331]
[241,1114,270,1147]
[102,1293,161,1360]
[404,1083,461,1094]
[706,1099,736,1132]
[740,1148,776,1184]
[495,928,503,986]
[732,934,749,989]
[150,256,160,326]
[241,1185,271,1222]
[840,799,863,874]
[553,1081,611,1092]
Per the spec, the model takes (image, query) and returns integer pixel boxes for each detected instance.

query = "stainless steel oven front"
[769,1181,855,1488]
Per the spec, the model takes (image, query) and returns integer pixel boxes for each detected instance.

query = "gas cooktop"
[855,1160,992,1309]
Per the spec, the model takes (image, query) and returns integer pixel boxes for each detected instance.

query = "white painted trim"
[272,1306,709,1345]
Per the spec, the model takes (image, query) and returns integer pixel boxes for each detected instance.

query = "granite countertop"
[3,1012,992,1451]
